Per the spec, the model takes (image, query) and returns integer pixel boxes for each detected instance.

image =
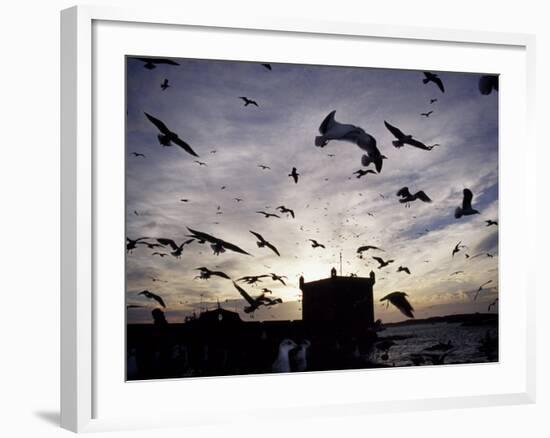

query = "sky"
[125,56,499,324]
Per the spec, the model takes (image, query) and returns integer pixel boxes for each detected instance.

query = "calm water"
[374,321,498,367]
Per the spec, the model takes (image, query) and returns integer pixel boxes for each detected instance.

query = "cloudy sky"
[125,56,498,324]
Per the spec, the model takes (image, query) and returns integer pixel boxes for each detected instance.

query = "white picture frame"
[60,5,536,433]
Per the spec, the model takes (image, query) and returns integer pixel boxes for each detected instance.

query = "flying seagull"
[450,270,464,276]
[160,78,170,91]
[135,57,180,70]
[256,211,280,219]
[452,241,465,257]
[455,188,480,218]
[397,266,411,275]
[269,273,287,285]
[488,297,499,312]
[237,275,269,286]
[194,267,231,280]
[131,152,145,158]
[474,280,493,301]
[485,220,498,227]
[423,72,445,93]
[233,282,282,314]
[186,227,251,256]
[396,187,432,205]
[144,112,199,157]
[289,167,299,183]
[430,98,438,104]
[309,239,325,249]
[258,164,271,170]
[138,290,166,308]
[384,121,433,150]
[380,291,415,318]
[126,237,149,253]
[151,252,169,257]
[155,238,194,258]
[315,110,386,172]
[261,63,272,71]
[420,111,434,117]
[353,169,376,179]
[356,245,383,255]
[276,206,295,218]
[194,160,207,166]
[478,75,499,95]
[239,96,259,107]
[372,256,394,269]
[250,231,281,256]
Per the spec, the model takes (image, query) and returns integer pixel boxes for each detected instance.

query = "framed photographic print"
[61,5,536,433]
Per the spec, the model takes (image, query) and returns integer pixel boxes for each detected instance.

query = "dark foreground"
[126,311,498,381]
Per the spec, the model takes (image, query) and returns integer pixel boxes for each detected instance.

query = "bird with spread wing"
[144,112,199,157]
[250,231,281,256]
[380,291,415,318]
[186,227,251,256]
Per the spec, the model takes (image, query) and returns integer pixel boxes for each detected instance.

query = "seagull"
[452,241,465,257]
[239,96,259,107]
[420,111,434,117]
[380,291,414,318]
[372,256,394,269]
[237,275,269,286]
[131,152,145,158]
[232,281,281,313]
[455,188,480,218]
[144,112,199,157]
[385,121,433,150]
[126,237,149,253]
[356,245,383,254]
[397,266,411,275]
[474,280,493,301]
[478,75,499,95]
[138,290,166,308]
[256,211,280,219]
[186,227,251,256]
[258,164,271,170]
[353,169,376,179]
[135,57,180,70]
[485,220,498,226]
[261,288,273,294]
[271,339,298,373]
[423,72,445,93]
[151,252,169,257]
[488,297,499,311]
[194,160,207,166]
[430,98,438,104]
[315,110,386,172]
[396,187,432,205]
[450,270,464,276]
[269,273,287,285]
[289,167,299,183]
[160,78,170,91]
[309,239,325,249]
[156,238,194,258]
[234,198,243,202]
[276,206,295,218]
[126,304,144,309]
[194,267,231,280]
[261,63,272,71]
[250,231,281,256]
[290,340,311,372]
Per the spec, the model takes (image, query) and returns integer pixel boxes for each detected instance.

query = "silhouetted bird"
[256,211,280,219]
[485,220,498,226]
[385,121,433,150]
[239,96,259,107]
[258,164,271,170]
[450,270,464,276]
[135,57,180,69]
[372,256,394,269]
[126,304,144,309]
[452,241,465,257]
[138,290,166,308]
[309,239,325,249]
[396,187,432,205]
[269,273,287,285]
[430,98,438,104]
[478,75,499,95]
[356,245,383,255]
[195,267,231,280]
[186,227,251,256]
[232,281,282,313]
[144,112,199,157]
[160,78,170,90]
[397,266,411,275]
[423,72,445,93]
[261,63,272,71]
[126,237,149,253]
[250,231,281,256]
[131,152,145,158]
[380,291,414,318]
[156,238,194,258]
[237,275,269,286]
[234,198,243,202]
[474,280,493,301]
[488,297,499,311]
[455,188,480,218]
[276,206,295,218]
[289,167,299,183]
[194,160,207,166]
[420,111,433,117]
[151,252,168,257]
[315,110,385,172]
[353,169,376,179]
